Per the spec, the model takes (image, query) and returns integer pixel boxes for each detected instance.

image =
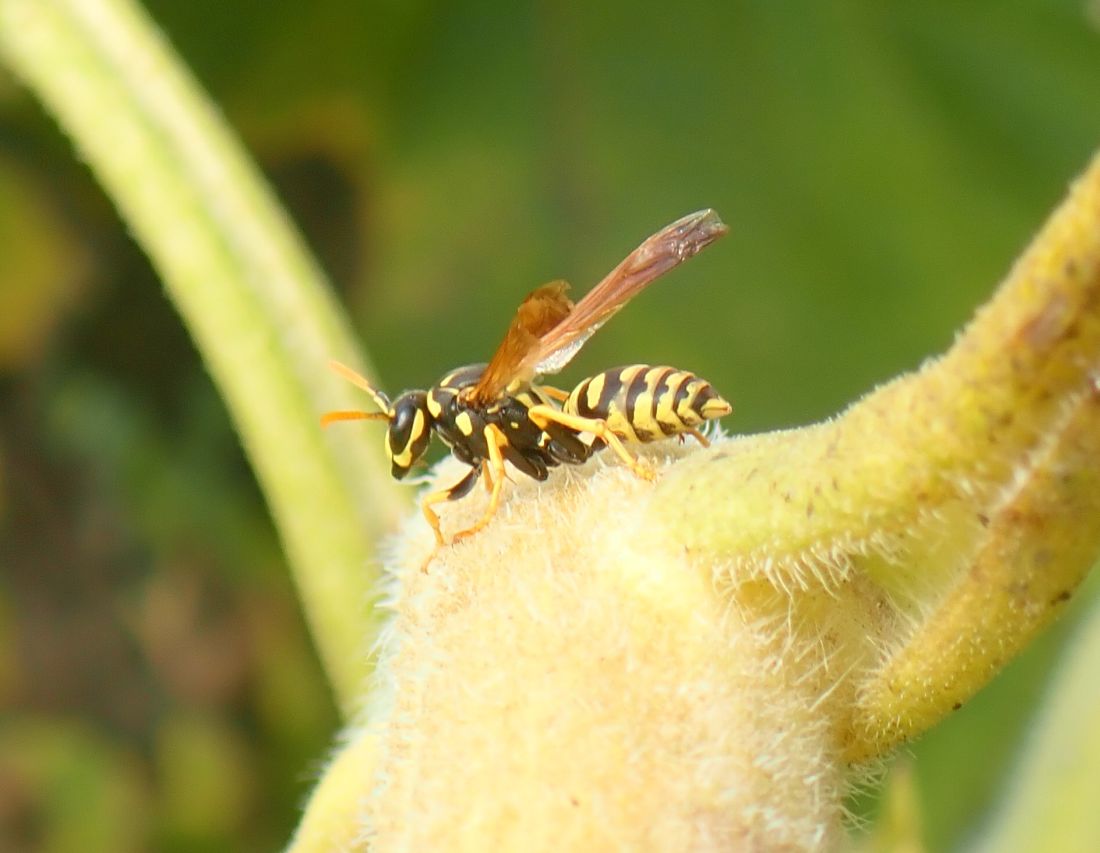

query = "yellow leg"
[419,466,485,571]
[538,384,570,402]
[527,405,656,482]
[419,466,482,547]
[420,489,452,546]
[688,428,710,447]
[452,425,509,544]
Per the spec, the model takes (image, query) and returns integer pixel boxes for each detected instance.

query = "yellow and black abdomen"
[563,365,731,443]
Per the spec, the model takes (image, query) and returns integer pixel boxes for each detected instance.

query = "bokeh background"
[2,1,1100,850]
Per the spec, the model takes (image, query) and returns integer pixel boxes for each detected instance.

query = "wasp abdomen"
[564,365,730,443]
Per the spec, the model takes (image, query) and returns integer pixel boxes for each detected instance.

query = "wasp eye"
[390,401,416,449]
[388,392,431,478]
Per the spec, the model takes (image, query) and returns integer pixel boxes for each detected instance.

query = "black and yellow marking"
[420,422,511,548]
[565,364,731,447]
[455,411,476,437]
[526,404,657,482]
[323,358,729,552]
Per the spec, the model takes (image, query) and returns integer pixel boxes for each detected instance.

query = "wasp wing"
[525,209,728,377]
[468,280,575,404]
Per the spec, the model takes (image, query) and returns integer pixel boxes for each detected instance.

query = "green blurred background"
[2,1,1100,850]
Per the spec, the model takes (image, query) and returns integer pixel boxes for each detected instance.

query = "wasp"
[322,209,732,546]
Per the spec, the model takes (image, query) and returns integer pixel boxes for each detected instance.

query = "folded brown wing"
[468,280,574,404]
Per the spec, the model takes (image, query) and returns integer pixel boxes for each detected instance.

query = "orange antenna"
[321,359,394,427]
[320,409,391,428]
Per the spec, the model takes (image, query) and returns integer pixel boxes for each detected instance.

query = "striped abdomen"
[563,365,731,443]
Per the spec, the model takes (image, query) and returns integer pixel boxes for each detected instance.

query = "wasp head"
[322,360,435,481]
[386,390,433,479]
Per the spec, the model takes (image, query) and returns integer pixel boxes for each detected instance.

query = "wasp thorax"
[387,390,432,478]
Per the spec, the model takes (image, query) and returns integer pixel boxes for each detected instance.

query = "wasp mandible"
[322,210,731,545]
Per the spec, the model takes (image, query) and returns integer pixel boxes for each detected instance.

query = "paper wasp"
[322,209,731,546]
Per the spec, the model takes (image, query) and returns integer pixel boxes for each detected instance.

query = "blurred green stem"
[972,582,1100,853]
[0,0,405,715]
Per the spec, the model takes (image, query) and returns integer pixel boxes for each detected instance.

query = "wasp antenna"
[320,409,392,428]
[327,359,393,415]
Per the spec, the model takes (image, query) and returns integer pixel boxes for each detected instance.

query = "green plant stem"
[972,580,1100,853]
[0,0,406,715]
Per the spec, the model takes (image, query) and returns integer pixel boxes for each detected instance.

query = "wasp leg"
[526,405,656,482]
[451,424,509,544]
[421,467,482,546]
[688,428,710,447]
[676,428,709,447]
[420,491,451,547]
[538,385,570,402]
